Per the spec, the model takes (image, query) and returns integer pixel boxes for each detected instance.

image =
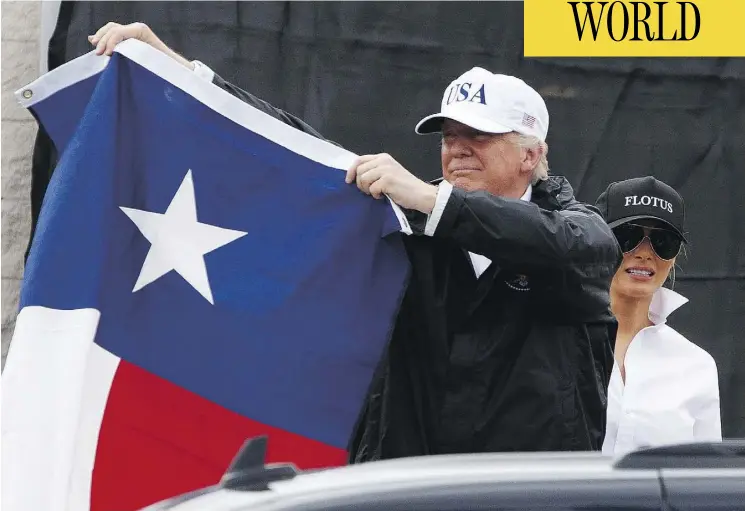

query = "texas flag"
[2,40,410,511]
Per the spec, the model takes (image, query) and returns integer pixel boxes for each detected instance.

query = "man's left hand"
[346,153,438,214]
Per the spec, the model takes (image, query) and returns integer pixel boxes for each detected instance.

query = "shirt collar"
[521,185,533,202]
[648,287,689,325]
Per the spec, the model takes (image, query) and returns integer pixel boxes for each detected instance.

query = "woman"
[595,176,721,456]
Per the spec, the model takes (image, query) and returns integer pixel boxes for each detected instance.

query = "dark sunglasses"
[612,223,683,260]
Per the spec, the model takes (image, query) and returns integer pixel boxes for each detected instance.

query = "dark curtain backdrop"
[31,1,745,438]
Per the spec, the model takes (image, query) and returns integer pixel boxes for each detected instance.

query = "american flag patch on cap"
[522,113,536,128]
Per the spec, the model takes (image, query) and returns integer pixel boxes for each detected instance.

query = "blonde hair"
[667,244,688,289]
[515,134,549,185]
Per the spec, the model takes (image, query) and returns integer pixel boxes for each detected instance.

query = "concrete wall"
[2,1,41,368]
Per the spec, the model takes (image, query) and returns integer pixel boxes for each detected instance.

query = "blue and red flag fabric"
[2,40,410,511]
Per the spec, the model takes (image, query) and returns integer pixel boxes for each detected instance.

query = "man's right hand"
[89,22,195,70]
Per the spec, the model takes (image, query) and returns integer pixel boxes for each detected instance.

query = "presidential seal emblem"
[505,274,530,292]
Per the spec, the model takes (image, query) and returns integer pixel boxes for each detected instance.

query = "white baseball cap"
[415,67,549,141]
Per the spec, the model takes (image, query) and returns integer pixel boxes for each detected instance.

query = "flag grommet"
[22,89,33,99]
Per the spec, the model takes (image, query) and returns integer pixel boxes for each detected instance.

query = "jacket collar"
[427,177,547,205]
[648,287,689,325]
[531,176,575,211]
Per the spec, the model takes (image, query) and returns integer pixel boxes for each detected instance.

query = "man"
[88,23,622,458]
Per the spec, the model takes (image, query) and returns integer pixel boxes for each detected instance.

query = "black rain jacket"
[211,73,622,460]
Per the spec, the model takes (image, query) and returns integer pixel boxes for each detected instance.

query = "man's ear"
[520,143,543,176]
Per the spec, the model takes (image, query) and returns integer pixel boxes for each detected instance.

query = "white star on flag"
[120,170,247,304]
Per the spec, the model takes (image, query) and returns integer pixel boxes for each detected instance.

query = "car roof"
[145,439,745,511]
[148,451,649,511]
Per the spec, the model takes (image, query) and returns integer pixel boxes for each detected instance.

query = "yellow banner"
[524,0,745,56]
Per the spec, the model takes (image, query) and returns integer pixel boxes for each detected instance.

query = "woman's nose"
[633,237,655,258]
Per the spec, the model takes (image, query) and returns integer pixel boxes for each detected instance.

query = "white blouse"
[602,287,722,456]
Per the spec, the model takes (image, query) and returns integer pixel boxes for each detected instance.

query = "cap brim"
[609,215,687,243]
[414,112,513,135]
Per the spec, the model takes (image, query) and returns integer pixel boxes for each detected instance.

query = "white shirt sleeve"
[191,60,215,82]
[693,373,723,441]
[424,180,453,237]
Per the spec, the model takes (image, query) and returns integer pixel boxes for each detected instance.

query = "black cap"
[595,176,686,242]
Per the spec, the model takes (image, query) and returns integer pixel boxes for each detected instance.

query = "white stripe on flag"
[67,343,120,510]
[2,307,118,511]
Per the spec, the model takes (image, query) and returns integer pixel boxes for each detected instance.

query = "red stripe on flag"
[92,360,347,511]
